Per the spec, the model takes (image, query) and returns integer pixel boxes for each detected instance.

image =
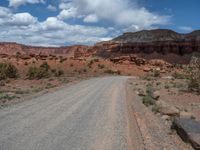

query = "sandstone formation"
[94,29,200,64]
[0,29,200,64]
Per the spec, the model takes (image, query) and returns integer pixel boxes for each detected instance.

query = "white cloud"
[41,17,66,30]
[8,0,45,8]
[6,12,37,26]
[59,2,72,10]
[99,37,112,42]
[58,0,170,30]
[47,5,57,12]
[0,0,171,46]
[0,8,110,46]
[179,26,193,32]
[83,14,98,23]
[0,6,12,18]
[58,7,77,20]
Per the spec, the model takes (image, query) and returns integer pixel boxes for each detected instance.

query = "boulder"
[136,89,146,97]
[156,100,180,116]
[152,91,160,100]
[143,67,151,72]
[180,111,193,119]
[172,118,200,150]
[160,70,166,73]
[161,115,171,121]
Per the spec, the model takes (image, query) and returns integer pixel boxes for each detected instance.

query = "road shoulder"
[126,78,192,150]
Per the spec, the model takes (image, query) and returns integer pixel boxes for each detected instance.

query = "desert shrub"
[104,69,115,74]
[27,62,50,79]
[40,62,50,71]
[0,93,17,101]
[88,60,94,66]
[0,62,18,80]
[188,56,200,94]
[142,83,155,106]
[152,104,161,113]
[83,69,87,73]
[146,83,154,96]
[54,69,64,77]
[153,70,160,77]
[164,84,170,89]
[51,69,56,73]
[16,52,21,61]
[172,71,187,79]
[104,69,120,75]
[27,66,49,79]
[142,95,155,106]
[45,83,56,89]
[98,64,105,69]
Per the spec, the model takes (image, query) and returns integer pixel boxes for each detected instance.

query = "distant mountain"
[112,29,200,43]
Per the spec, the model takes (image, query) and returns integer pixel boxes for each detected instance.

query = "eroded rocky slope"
[0,29,200,64]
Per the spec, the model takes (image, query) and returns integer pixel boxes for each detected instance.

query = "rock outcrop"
[0,29,200,64]
[94,29,200,64]
[0,42,90,58]
[172,118,200,149]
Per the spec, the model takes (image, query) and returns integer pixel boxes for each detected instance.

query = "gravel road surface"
[0,77,142,150]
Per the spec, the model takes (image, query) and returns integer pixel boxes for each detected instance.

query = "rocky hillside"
[113,29,200,42]
[0,29,200,64]
[94,29,200,63]
[0,42,91,58]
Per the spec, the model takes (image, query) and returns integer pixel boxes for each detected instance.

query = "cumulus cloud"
[0,6,12,18]
[41,17,67,30]
[0,0,171,46]
[83,14,98,23]
[58,7,77,20]
[47,5,57,12]
[0,6,110,46]
[59,2,72,10]
[58,0,170,29]
[6,12,37,26]
[8,0,45,8]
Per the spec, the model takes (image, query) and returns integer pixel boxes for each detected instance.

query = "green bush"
[146,83,154,96]
[104,69,115,74]
[27,62,64,79]
[142,95,155,106]
[54,69,64,77]
[172,71,187,79]
[27,62,50,79]
[0,62,18,80]
[188,78,200,94]
[98,64,105,69]
[40,62,50,71]
[152,105,161,113]
[27,66,49,79]
[142,83,155,106]
[153,70,160,77]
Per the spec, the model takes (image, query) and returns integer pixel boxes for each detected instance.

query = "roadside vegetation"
[27,62,64,79]
[188,56,200,94]
[0,62,18,80]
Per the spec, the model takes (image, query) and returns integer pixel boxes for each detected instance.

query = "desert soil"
[0,76,197,150]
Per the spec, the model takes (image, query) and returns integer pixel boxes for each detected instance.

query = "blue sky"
[0,0,199,46]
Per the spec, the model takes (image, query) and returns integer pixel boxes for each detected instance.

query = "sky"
[0,0,199,46]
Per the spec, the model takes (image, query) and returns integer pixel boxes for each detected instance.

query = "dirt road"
[0,77,143,150]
